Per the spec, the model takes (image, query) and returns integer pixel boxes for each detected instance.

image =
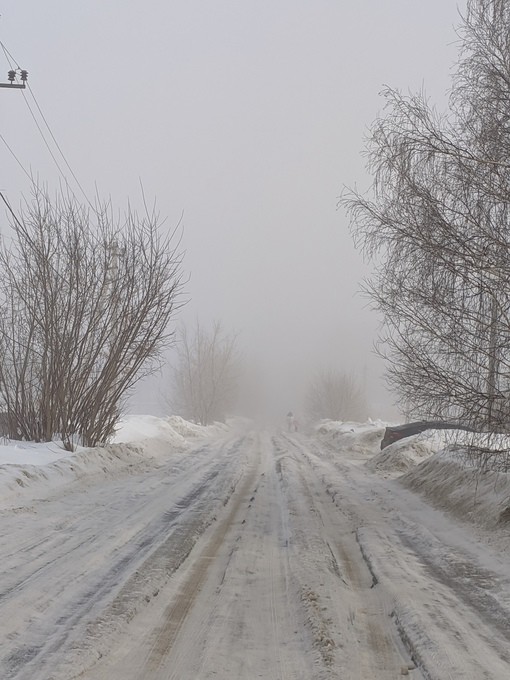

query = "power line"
[0,39,98,213]
[20,89,76,191]
[0,39,16,70]
[0,40,72,190]
[26,83,97,211]
[0,132,33,182]
[0,190,23,231]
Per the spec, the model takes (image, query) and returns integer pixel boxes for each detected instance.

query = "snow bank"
[401,452,510,528]
[366,427,510,526]
[0,442,150,510]
[113,415,188,447]
[0,439,74,467]
[367,435,433,476]
[366,428,492,478]
[166,415,229,439]
[315,419,387,457]
[0,415,230,510]
[113,414,230,444]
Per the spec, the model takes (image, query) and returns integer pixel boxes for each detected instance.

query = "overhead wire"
[26,84,96,210]
[0,126,31,236]
[0,39,98,214]
[0,42,31,231]
[0,190,23,231]
[0,132,33,182]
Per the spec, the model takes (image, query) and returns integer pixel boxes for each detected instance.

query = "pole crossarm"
[0,69,28,89]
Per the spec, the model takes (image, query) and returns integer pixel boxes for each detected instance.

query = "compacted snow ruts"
[273,434,417,678]
[73,432,417,679]
[292,433,510,679]
[0,434,251,680]
[2,424,510,678]
[82,432,315,680]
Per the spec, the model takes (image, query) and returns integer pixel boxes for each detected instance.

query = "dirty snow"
[0,415,230,512]
[2,417,510,678]
[315,418,387,457]
[402,451,510,530]
[367,434,434,476]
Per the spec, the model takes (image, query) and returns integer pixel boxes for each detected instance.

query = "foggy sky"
[0,1,465,419]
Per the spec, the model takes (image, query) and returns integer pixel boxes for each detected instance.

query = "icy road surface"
[2,431,510,679]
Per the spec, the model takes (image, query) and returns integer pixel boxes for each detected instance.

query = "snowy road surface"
[2,429,510,679]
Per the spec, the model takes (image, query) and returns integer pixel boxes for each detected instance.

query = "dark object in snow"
[380,421,477,450]
[498,506,510,524]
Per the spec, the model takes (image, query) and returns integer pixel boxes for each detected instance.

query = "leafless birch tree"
[342,0,510,444]
[0,188,184,449]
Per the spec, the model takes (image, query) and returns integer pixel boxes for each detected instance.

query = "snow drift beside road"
[361,425,510,530]
[367,435,432,476]
[364,428,471,477]
[314,420,510,529]
[0,443,149,510]
[0,415,229,510]
[315,418,437,474]
[112,415,188,447]
[112,414,229,445]
[315,419,387,457]
[402,452,510,529]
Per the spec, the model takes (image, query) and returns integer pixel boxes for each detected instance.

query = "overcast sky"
[0,1,465,419]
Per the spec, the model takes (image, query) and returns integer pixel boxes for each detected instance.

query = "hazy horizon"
[0,1,466,421]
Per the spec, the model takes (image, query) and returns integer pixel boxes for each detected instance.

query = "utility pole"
[0,67,29,230]
[0,68,27,88]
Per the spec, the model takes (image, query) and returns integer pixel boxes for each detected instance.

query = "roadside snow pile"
[401,451,510,528]
[366,428,487,478]
[0,415,230,510]
[166,415,229,439]
[113,415,188,447]
[113,415,229,445]
[367,435,433,476]
[315,419,387,457]
[0,439,73,467]
[0,442,149,510]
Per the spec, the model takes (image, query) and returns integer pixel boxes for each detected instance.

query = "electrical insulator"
[20,70,28,82]
[7,70,15,82]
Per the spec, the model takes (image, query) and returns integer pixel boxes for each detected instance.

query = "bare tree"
[305,370,368,423]
[342,0,510,444]
[0,187,185,449]
[171,320,239,425]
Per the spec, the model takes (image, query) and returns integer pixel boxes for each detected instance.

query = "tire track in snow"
[0,436,249,680]
[300,432,510,679]
[84,432,312,680]
[278,433,418,678]
[139,436,263,678]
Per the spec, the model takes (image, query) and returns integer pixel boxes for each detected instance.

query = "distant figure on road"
[287,411,296,432]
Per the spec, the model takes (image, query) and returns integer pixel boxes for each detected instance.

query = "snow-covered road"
[2,429,510,679]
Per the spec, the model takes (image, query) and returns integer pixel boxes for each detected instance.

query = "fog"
[0,1,465,421]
